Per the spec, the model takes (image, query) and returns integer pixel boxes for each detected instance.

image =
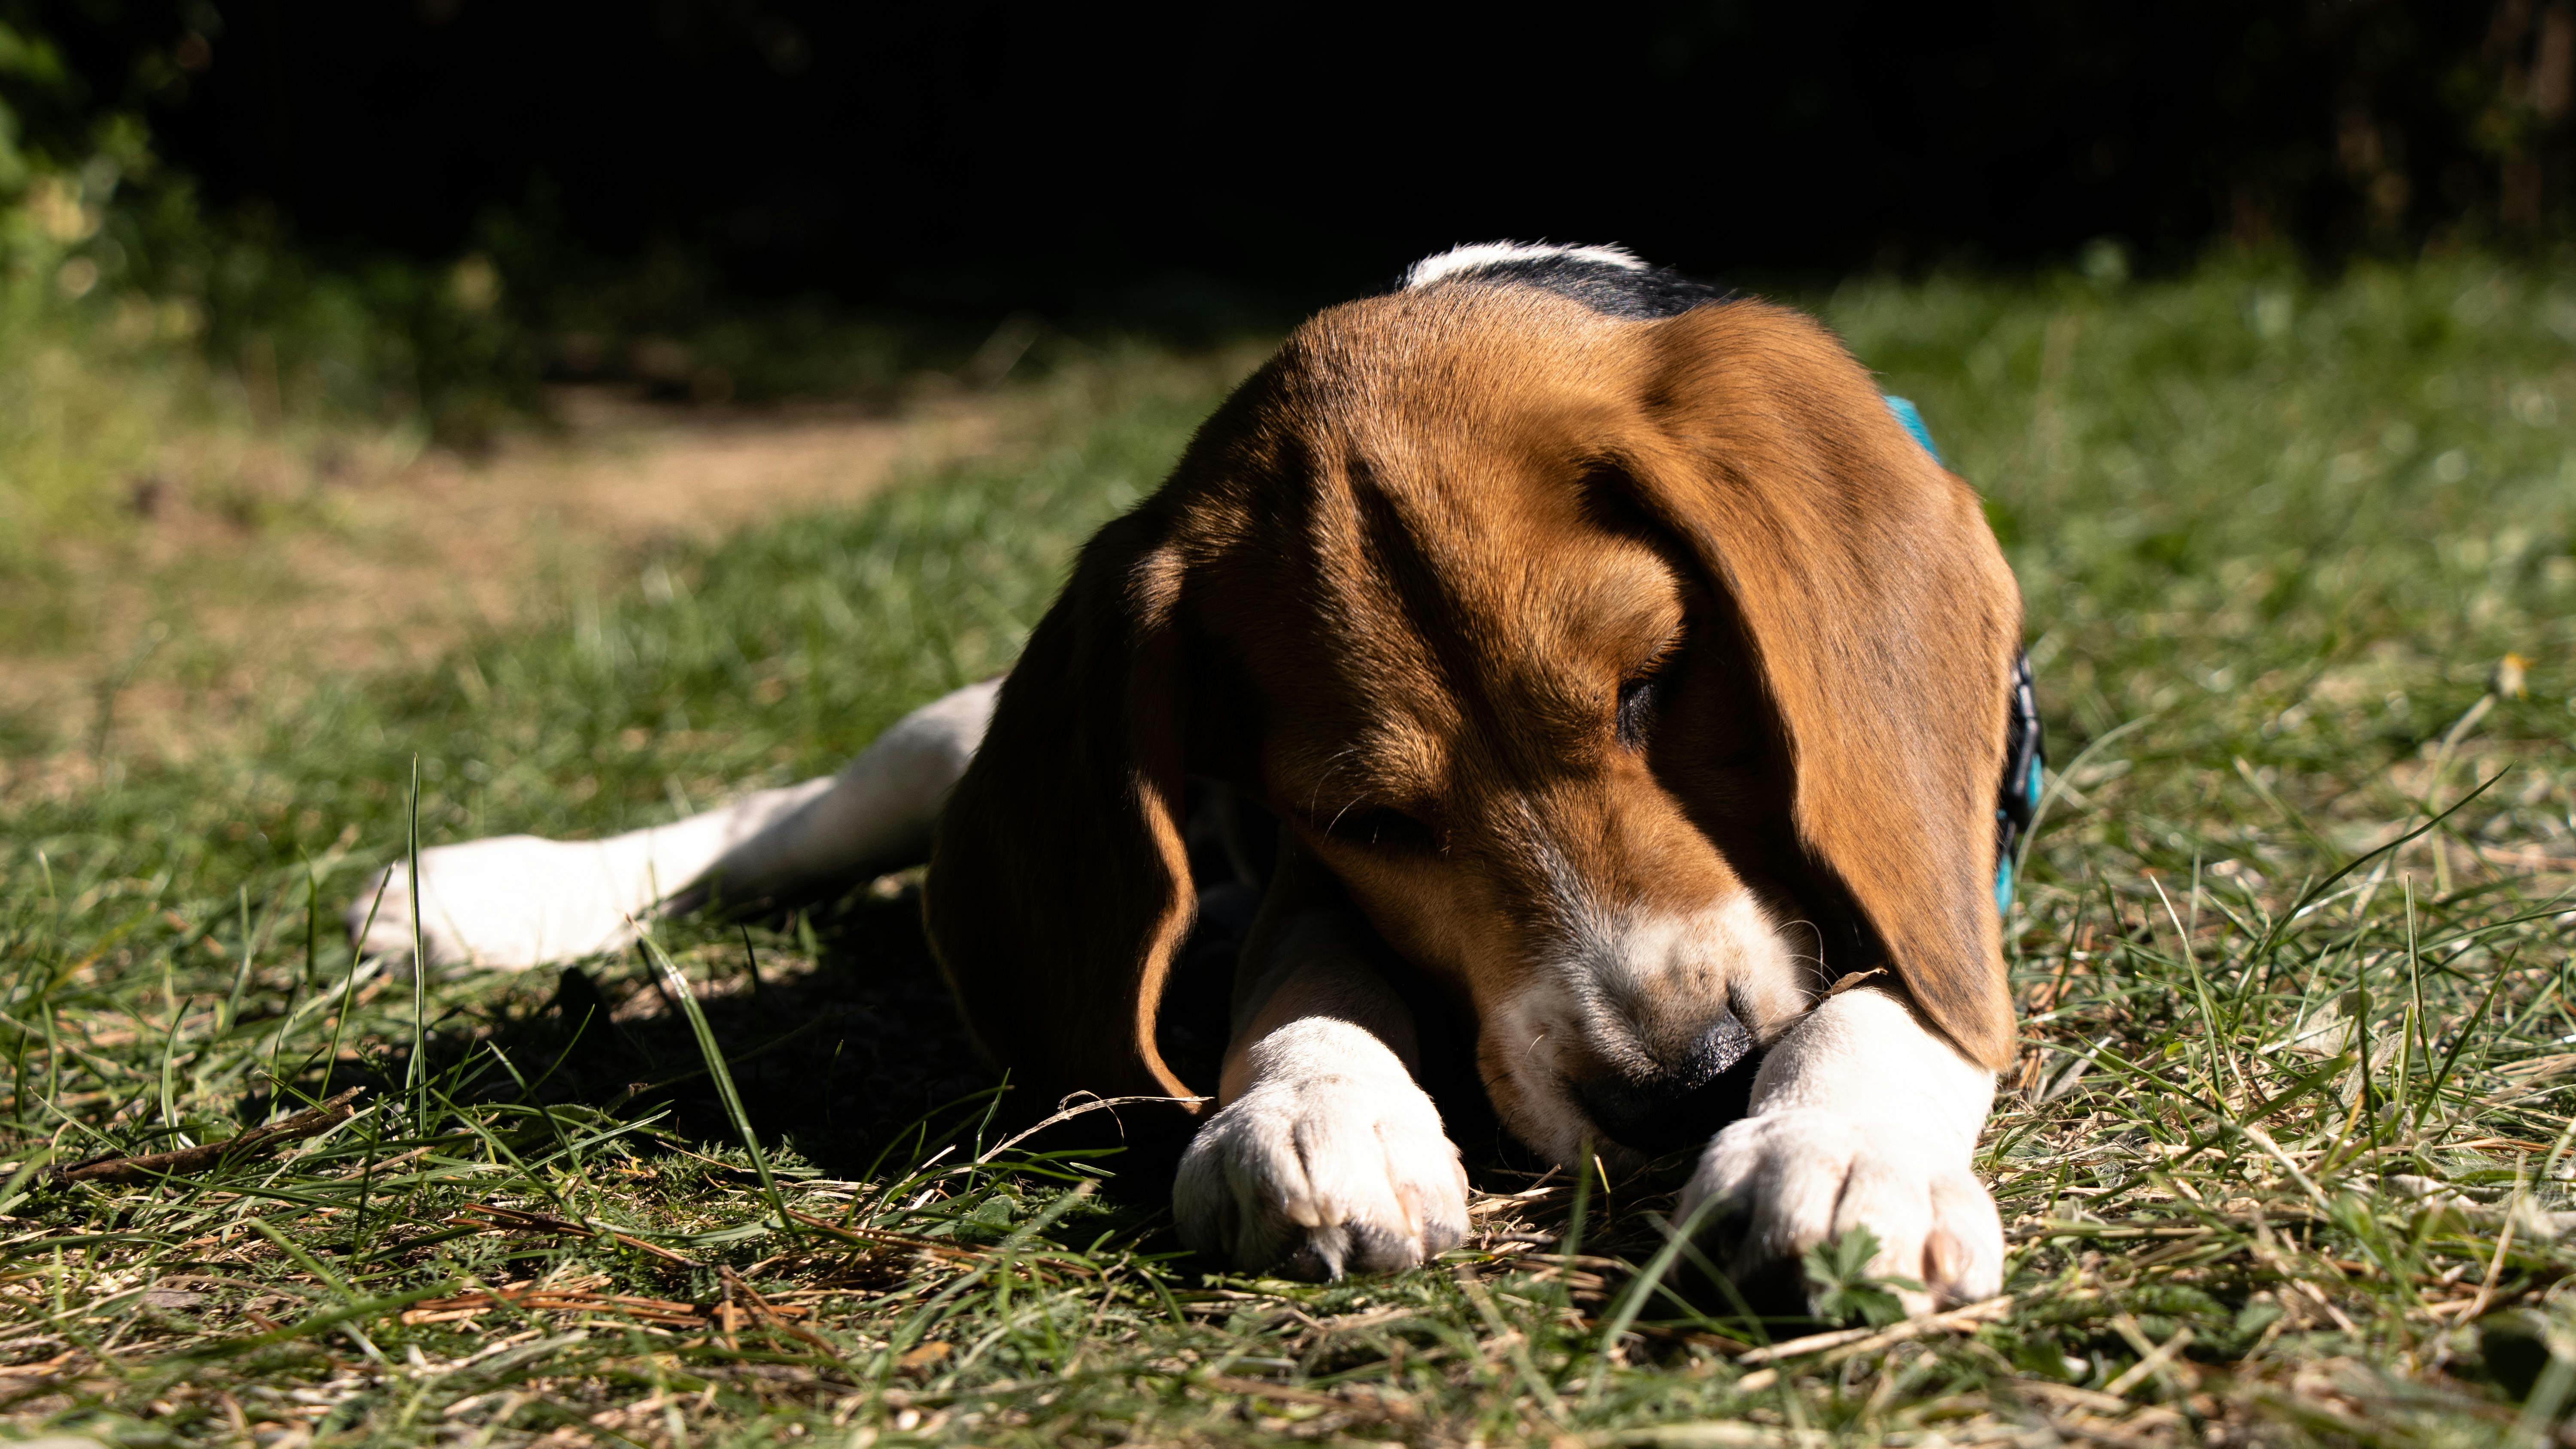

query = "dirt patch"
[0,385,1001,793]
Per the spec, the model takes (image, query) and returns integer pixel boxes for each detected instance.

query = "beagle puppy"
[356,243,2035,1312]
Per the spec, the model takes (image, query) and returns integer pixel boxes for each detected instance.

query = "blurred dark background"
[4,0,2573,432]
[19,2,2576,313]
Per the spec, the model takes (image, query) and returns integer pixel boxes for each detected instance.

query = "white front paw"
[1678,1107,2004,1314]
[1173,1024,1468,1279]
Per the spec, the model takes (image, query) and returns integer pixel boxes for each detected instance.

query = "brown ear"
[1623,301,2023,1071]
[922,508,1208,1121]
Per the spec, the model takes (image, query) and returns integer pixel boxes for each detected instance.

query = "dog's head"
[927,276,2023,1163]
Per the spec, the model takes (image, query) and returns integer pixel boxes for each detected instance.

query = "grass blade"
[635,925,787,1231]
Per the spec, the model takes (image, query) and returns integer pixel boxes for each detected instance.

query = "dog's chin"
[1476,1051,1595,1170]
[1589,1055,1766,1160]
[1494,1072,1690,1176]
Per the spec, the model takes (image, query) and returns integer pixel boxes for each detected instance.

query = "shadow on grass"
[523,887,1006,1180]
[309,880,1263,1197]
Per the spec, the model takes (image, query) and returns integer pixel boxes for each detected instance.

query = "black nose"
[1577,1014,1759,1154]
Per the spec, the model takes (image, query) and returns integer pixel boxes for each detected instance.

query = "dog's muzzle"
[1575,1013,1759,1154]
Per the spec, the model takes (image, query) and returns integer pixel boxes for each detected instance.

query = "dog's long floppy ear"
[923,507,1206,1121]
[1622,301,2024,1071]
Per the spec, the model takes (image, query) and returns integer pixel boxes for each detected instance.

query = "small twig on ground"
[53,1088,366,1183]
[973,1092,1213,1164]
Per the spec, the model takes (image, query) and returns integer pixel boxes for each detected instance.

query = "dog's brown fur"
[923,283,2021,1151]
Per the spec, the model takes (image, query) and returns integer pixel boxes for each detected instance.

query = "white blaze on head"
[1401,242,1647,290]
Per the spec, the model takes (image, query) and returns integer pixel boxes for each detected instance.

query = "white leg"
[668,678,1001,910]
[1677,987,2005,1313]
[349,679,1000,969]
[1171,871,1469,1279]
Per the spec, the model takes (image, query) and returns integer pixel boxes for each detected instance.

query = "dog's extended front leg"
[1677,985,2005,1314]
[350,679,999,968]
[1173,844,1468,1279]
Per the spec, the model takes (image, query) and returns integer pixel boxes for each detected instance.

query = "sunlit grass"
[5,256,2576,1444]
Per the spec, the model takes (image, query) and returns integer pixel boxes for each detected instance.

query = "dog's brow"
[1306,743,1365,823]
[1340,454,1482,697]
[1288,723,1441,817]
[1329,457,1622,765]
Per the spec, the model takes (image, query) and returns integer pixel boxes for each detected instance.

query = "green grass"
[7,255,2576,1445]
[0,269,207,580]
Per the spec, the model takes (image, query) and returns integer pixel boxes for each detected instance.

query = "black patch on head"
[1400,249,1732,319]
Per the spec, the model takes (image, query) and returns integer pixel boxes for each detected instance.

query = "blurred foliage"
[0,16,533,425]
[0,13,1003,582]
[0,15,541,575]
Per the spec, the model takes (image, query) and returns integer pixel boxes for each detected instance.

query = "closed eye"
[1616,675,1658,750]
[1323,805,1439,854]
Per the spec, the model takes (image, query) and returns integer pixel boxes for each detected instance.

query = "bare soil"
[0,386,999,795]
